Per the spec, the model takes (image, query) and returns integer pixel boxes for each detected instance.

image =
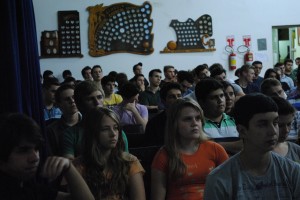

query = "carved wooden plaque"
[87,2,154,57]
[161,15,216,53]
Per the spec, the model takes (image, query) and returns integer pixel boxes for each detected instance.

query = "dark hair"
[115,73,128,89]
[252,61,262,66]
[235,68,241,77]
[62,70,72,79]
[42,77,60,89]
[119,82,139,99]
[271,96,295,116]
[0,113,43,161]
[210,67,226,78]
[177,70,194,84]
[263,68,280,80]
[108,71,118,79]
[43,70,53,80]
[163,65,174,73]
[55,84,75,103]
[61,76,76,86]
[160,82,182,101]
[260,78,282,95]
[284,59,293,65]
[101,75,115,88]
[132,74,144,82]
[149,69,162,77]
[209,63,224,72]
[274,62,284,68]
[195,78,223,103]
[92,65,102,73]
[221,81,234,93]
[81,66,91,77]
[133,62,142,71]
[234,93,278,128]
[240,64,253,74]
[193,64,208,77]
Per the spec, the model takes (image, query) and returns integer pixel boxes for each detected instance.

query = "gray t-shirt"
[286,141,300,163]
[204,152,300,200]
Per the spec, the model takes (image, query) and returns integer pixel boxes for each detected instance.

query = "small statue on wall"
[161,14,216,53]
[87,1,154,57]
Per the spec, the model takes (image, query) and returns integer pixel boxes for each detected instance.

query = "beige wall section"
[33,0,300,81]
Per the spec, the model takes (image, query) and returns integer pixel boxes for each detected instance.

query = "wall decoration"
[87,1,154,57]
[40,10,83,58]
[161,15,215,53]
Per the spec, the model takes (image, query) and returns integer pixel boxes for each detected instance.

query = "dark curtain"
[0,0,44,126]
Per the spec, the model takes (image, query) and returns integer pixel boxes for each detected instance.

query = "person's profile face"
[58,89,78,115]
[0,141,40,181]
[134,65,142,75]
[83,90,104,111]
[84,69,93,80]
[98,115,119,150]
[253,64,263,77]
[136,76,144,86]
[203,89,225,117]
[241,112,279,152]
[278,114,294,143]
[165,89,182,106]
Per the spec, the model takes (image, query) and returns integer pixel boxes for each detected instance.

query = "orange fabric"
[151,140,228,200]
[73,153,145,200]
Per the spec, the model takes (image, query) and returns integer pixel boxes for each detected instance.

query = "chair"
[129,146,160,200]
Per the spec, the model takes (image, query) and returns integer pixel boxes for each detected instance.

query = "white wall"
[33,0,300,81]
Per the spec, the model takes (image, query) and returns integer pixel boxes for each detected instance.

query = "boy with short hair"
[204,94,300,199]
[0,113,94,200]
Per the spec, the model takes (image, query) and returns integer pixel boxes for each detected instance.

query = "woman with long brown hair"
[73,107,146,200]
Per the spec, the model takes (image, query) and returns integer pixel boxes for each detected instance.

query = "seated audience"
[195,78,242,155]
[263,68,280,80]
[81,66,93,81]
[113,82,148,131]
[46,84,81,156]
[160,65,176,88]
[42,77,62,121]
[144,82,182,146]
[92,65,103,89]
[151,98,228,200]
[252,60,264,88]
[139,69,162,114]
[101,75,123,108]
[177,70,194,97]
[0,113,94,200]
[271,96,300,163]
[276,62,294,91]
[261,78,300,142]
[131,74,146,93]
[204,94,300,199]
[62,81,128,159]
[234,64,260,94]
[221,81,236,116]
[73,107,146,200]
[129,62,149,87]
[62,69,72,80]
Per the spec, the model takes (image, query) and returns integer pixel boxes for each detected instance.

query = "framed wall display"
[40,10,83,58]
[160,15,216,53]
[87,1,154,57]
[58,10,82,57]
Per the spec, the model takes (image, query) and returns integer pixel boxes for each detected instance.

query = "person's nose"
[28,149,39,163]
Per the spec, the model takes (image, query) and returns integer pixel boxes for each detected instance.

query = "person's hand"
[139,84,145,92]
[124,101,137,112]
[40,156,71,182]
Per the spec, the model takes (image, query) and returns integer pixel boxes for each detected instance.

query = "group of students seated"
[2,59,300,199]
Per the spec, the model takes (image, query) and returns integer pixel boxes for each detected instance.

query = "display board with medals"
[40,10,83,58]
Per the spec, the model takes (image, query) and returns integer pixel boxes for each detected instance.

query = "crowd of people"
[2,58,300,199]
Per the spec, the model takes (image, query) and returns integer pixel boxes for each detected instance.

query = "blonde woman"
[73,107,146,200]
[151,98,228,200]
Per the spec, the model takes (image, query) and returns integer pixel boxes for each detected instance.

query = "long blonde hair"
[165,98,208,180]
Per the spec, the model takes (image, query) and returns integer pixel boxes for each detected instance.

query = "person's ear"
[237,124,247,139]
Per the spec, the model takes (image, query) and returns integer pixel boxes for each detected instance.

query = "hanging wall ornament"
[87,1,154,57]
